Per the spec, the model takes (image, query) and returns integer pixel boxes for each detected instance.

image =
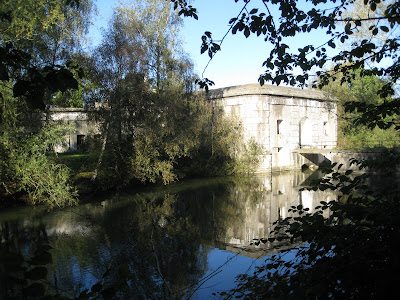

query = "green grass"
[55,153,96,174]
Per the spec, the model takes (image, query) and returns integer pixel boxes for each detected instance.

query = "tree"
[0,0,94,109]
[86,2,253,188]
[0,0,94,206]
[179,0,399,97]
[322,67,399,148]
[86,3,182,186]
[341,0,396,46]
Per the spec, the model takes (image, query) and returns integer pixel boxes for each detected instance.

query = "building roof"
[207,83,336,101]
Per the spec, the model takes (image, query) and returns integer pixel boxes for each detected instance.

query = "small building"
[208,84,337,172]
[45,108,100,152]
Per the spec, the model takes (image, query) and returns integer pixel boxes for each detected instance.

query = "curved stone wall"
[208,84,338,172]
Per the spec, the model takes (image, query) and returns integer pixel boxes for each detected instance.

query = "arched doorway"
[299,117,312,148]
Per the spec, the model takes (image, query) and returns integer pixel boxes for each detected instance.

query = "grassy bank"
[55,153,97,195]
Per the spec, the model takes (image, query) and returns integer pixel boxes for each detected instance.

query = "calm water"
[0,171,335,299]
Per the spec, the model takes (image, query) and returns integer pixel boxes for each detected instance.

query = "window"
[77,135,85,149]
[277,119,283,135]
[323,121,328,136]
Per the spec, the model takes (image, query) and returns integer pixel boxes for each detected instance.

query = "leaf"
[328,40,336,49]
[35,245,53,256]
[380,26,389,33]
[345,170,353,175]
[244,27,250,38]
[201,44,208,54]
[345,23,352,34]
[249,8,258,14]
[23,283,45,297]
[0,64,9,80]
[25,267,48,280]
[13,79,30,97]
[30,251,52,265]
[91,281,103,293]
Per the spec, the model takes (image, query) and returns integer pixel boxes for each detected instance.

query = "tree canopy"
[175,0,399,95]
[0,0,94,207]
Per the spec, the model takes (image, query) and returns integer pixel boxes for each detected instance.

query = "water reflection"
[0,171,335,299]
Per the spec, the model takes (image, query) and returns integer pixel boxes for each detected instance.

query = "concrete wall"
[297,149,391,171]
[45,108,100,152]
[208,84,338,172]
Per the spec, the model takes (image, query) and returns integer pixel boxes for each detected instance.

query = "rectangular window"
[277,120,283,135]
[77,135,85,149]
[323,121,328,136]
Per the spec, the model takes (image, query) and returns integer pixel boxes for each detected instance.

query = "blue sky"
[88,0,332,89]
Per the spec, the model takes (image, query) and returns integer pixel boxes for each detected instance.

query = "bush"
[2,124,78,207]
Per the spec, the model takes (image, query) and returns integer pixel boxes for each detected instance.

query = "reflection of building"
[217,171,335,256]
[208,84,337,172]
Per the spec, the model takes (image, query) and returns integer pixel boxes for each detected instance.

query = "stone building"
[208,84,337,172]
[45,108,100,152]
[48,84,337,172]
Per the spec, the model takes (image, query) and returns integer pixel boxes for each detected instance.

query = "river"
[0,170,335,299]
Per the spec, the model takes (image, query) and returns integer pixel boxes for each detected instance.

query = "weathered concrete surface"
[208,84,338,172]
[297,149,393,171]
[44,108,100,152]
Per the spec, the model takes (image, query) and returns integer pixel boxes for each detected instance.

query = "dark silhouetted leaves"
[23,283,45,297]
[30,251,52,266]
[24,267,48,280]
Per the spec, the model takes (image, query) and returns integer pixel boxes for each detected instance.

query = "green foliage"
[321,68,400,149]
[234,137,265,175]
[0,0,93,206]
[175,101,247,178]
[86,3,258,188]
[51,67,96,108]
[0,0,93,109]
[2,124,77,207]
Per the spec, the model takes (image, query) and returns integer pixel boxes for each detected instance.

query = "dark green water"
[0,171,335,299]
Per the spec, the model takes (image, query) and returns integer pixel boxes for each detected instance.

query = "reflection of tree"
[0,218,51,298]
[0,172,335,298]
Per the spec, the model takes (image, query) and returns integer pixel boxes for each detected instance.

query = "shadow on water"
[0,171,336,299]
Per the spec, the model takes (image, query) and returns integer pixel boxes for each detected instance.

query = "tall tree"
[322,67,399,148]
[87,2,248,187]
[88,3,196,186]
[0,0,94,206]
[0,0,94,65]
